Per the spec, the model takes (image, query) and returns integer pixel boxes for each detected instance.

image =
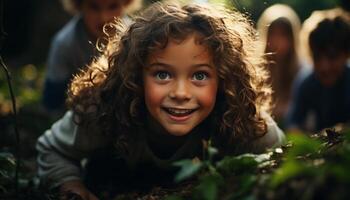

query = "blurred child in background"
[42,0,141,114]
[286,13,350,132]
[257,4,301,127]
[299,6,350,67]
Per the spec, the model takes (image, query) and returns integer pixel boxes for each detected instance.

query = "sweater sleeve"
[250,112,286,153]
[36,111,108,188]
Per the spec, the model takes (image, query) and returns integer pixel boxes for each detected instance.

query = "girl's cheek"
[197,83,218,108]
[144,82,166,106]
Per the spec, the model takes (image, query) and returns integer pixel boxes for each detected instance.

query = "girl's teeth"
[166,108,194,115]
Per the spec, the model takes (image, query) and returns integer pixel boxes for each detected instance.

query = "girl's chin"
[164,127,193,137]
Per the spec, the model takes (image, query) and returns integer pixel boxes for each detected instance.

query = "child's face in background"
[267,23,293,59]
[143,34,218,136]
[313,51,348,87]
[81,0,124,39]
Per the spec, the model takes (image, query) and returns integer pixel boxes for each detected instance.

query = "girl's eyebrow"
[192,63,214,69]
[147,62,214,69]
[147,62,172,68]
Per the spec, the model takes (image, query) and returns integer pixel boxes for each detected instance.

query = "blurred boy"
[42,0,140,113]
[286,16,350,132]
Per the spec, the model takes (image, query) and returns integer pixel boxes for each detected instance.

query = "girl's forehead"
[83,0,123,7]
[147,34,212,62]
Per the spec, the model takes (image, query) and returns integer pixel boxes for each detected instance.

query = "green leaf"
[208,146,218,160]
[216,153,264,174]
[230,174,257,200]
[287,134,323,157]
[194,173,223,200]
[270,160,312,188]
[173,159,203,182]
[344,130,350,142]
[164,195,184,200]
[327,164,350,182]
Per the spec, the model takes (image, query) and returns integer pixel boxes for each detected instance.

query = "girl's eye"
[109,3,120,10]
[155,71,171,80]
[88,2,100,11]
[193,72,208,81]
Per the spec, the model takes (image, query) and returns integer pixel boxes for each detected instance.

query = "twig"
[0,56,20,195]
[0,0,20,195]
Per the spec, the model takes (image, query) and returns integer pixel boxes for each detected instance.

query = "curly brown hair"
[67,2,272,148]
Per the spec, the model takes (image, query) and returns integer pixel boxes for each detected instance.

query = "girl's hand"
[60,180,99,200]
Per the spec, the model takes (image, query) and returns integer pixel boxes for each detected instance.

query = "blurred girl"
[257,4,301,126]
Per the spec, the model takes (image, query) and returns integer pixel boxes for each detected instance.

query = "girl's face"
[81,0,124,39]
[143,34,218,136]
[267,23,293,58]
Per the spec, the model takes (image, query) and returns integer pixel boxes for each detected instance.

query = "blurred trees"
[145,0,340,23]
[212,0,339,22]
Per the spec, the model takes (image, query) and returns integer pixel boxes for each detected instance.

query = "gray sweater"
[36,111,285,188]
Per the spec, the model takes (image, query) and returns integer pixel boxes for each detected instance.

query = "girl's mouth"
[162,107,198,121]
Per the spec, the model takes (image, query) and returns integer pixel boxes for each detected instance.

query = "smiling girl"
[36,2,284,199]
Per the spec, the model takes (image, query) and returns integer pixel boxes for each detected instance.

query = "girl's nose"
[100,11,117,24]
[100,12,111,23]
[169,81,192,101]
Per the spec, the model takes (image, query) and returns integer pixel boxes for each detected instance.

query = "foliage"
[0,153,15,193]
[0,151,57,200]
[166,125,350,200]
[0,63,57,199]
[0,64,43,115]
